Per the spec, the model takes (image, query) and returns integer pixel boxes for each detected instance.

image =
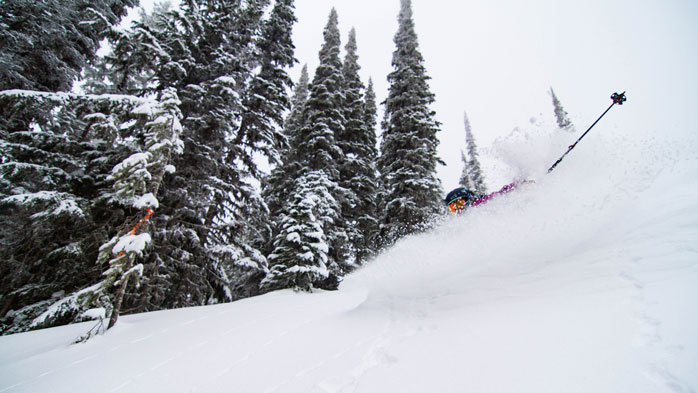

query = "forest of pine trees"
[0,0,447,335]
[0,0,580,336]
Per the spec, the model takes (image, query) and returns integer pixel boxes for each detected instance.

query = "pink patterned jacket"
[470,182,519,207]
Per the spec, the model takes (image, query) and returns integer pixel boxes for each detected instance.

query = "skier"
[447,91,626,214]
[445,181,524,214]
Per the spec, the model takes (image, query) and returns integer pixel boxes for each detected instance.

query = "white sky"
[134,0,698,190]
[292,0,698,190]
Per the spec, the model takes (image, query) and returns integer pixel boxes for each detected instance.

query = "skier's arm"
[471,180,528,207]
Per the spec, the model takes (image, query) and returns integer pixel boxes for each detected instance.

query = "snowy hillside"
[1,127,697,393]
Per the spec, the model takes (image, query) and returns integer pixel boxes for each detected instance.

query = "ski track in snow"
[620,267,697,393]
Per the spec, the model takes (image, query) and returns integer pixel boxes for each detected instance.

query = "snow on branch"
[1,191,86,219]
[30,283,103,329]
[134,193,159,209]
[112,233,152,257]
[0,89,152,106]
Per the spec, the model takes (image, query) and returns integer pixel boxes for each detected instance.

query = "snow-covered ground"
[1,125,697,393]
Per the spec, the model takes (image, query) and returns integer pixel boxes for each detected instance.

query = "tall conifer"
[363,78,378,140]
[295,9,345,178]
[339,31,380,265]
[264,64,310,211]
[378,0,443,245]
[284,64,310,151]
[267,9,346,290]
[458,151,473,190]
[462,111,487,195]
[550,87,574,132]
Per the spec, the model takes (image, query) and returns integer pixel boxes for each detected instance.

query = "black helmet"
[445,187,475,206]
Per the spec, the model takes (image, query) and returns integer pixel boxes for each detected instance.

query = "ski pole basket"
[611,92,627,105]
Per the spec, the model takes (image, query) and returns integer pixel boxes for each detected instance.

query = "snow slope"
[1,127,697,393]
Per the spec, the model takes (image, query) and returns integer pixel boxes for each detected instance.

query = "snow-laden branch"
[0,89,152,106]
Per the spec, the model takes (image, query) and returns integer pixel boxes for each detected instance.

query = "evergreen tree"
[361,78,381,259]
[458,151,472,190]
[263,64,310,246]
[0,90,176,333]
[550,87,574,132]
[0,92,108,332]
[93,88,184,330]
[462,111,487,195]
[295,8,347,286]
[84,2,218,311]
[377,0,443,246]
[94,0,297,310]
[339,30,380,265]
[0,0,137,92]
[296,9,345,178]
[363,78,378,141]
[203,0,297,302]
[285,64,310,144]
[25,89,184,333]
[265,9,346,291]
[261,171,336,292]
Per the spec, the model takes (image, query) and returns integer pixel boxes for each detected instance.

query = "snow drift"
[1,125,697,393]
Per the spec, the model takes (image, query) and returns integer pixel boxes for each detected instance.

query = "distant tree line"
[0,0,445,335]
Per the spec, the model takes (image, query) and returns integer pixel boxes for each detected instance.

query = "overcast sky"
[134,0,698,190]
[291,0,698,189]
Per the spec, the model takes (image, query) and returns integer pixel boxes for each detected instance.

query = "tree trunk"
[108,275,129,330]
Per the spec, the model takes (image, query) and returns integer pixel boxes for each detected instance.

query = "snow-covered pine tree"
[550,87,574,132]
[362,78,381,257]
[0,0,137,92]
[363,78,378,142]
[196,1,274,303]
[83,4,211,311]
[0,92,102,333]
[296,9,345,179]
[20,90,182,333]
[0,90,175,333]
[200,0,298,302]
[261,171,336,292]
[462,111,487,195]
[94,0,296,309]
[263,64,310,247]
[269,8,347,289]
[82,88,184,330]
[458,151,473,190]
[285,64,311,146]
[377,0,443,246]
[339,29,380,266]
[233,0,296,157]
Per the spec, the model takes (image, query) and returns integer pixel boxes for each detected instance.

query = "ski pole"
[547,92,626,173]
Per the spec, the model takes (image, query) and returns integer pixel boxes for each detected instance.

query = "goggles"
[447,198,468,213]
